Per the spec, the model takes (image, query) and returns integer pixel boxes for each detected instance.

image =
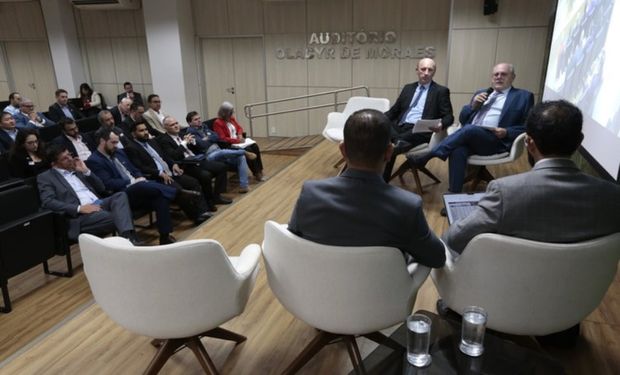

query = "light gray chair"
[79,234,261,375]
[432,232,620,335]
[262,221,430,374]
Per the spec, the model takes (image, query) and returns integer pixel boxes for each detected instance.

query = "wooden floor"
[1,139,619,374]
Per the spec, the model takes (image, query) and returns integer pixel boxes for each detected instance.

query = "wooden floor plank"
[1,139,618,374]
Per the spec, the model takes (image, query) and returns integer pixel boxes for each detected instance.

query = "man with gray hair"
[289,109,445,268]
[111,97,133,125]
[14,98,55,129]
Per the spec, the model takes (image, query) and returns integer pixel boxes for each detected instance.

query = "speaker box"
[484,0,498,15]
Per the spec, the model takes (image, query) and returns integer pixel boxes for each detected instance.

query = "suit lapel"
[51,169,81,202]
[422,81,436,116]
[499,88,517,125]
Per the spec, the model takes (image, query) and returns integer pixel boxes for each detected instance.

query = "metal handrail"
[243,86,370,136]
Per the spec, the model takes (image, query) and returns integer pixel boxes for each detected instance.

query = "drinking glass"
[459,306,487,357]
[406,314,432,367]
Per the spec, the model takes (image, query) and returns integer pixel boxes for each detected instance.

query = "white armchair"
[79,234,261,375]
[262,221,430,374]
[432,233,620,336]
[322,96,390,168]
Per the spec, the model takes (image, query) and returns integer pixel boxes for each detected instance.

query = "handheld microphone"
[485,87,494,95]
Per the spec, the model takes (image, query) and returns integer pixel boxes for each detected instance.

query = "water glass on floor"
[459,306,487,357]
[406,314,432,367]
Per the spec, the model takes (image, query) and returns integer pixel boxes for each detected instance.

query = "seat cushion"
[324,128,343,142]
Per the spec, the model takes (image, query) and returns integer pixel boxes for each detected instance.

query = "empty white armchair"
[322,96,390,168]
[262,221,430,374]
[466,132,527,190]
[79,234,261,375]
[432,233,620,336]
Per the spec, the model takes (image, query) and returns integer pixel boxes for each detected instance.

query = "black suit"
[123,136,209,219]
[117,92,144,106]
[383,80,454,180]
[0,129,17,154]
[156,133,228,199]
[47,103,84,122]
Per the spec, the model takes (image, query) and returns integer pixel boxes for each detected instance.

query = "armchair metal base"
[390,161,441,194]
[146,327,246,375]
[282,330,403,375]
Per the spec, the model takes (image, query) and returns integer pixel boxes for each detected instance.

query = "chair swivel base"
[390,161,441,194]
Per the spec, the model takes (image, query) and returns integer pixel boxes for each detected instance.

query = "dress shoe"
[122,231,146,246]
[213,195,233,205]
[244,151,257,160]
[159,234,176,245]
[238,187,249,194]
[207,202,218,212]
[407,152,432,168]
[254,172,265,181]
[193,211,214,226]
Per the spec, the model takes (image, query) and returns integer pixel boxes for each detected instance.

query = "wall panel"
[266,86,308,137]
[307,0,353,32]
[496,27,548,94]
[263,2,306,34]
[448,29,498,93]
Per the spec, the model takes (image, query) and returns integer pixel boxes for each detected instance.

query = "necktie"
[399,86,426,125]
[473,92,500,126]
[142,142,172,175]
[112,157,133,185]
[175,136,195,157]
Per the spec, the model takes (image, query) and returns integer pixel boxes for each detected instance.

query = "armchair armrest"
[233,244,262,278]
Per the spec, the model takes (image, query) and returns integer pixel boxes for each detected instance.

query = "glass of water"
[406,314,432,367]
[459,306,487,357]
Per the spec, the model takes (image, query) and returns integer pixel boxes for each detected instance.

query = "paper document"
[231,137,257,149]
[412,119,442,133]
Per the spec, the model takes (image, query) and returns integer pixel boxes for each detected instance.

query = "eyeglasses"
[25,140,39,145]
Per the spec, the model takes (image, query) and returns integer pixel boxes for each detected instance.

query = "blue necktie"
[473,92,500,126]
[399,86,426,125]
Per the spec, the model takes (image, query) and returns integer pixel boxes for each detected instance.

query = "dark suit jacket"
[14,111,55,129]
[385,81,454,129]
[0,129,16,154]
[459,87,534,148]
[156,133,203,163]
[123,136,174,180]
[47,103,84,122]
[86,149,143,192]
[117,92,143,106]
[110,106,126,126]
[288,169,446,268]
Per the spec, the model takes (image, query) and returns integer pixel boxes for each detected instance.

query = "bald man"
[384,58,454,180]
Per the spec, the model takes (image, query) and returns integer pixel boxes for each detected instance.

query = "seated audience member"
[187,111,254,193]
[157,115,231,209]
[48,89,84,122]
[79,83,103,117]
[444,100,620,254]
[410,63,534,193]
[0,112,18,154]
[117,81,143,106]
[8,128,50,178]
[87,129,177,244]
[121,102,146,135]
[97,109,128,147]
[384,58,454,181]
[289,109,446,268]
[37,143,141,244]
[123,122,213,225]
[213,101,265,181]
[14,98,55,129]
[53,118,93,161]
[111,97,132,126]
[142,94,167,135]
[3,92,22,116]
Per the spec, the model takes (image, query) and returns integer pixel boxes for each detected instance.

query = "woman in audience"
[213,101,265,181]
[8,128,50,178]
[79,83,103,117]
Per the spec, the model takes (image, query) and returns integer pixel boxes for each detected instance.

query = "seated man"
[0,112,18,154]
[14,98,55,129]
[444,100,620,254]
[97,109,129,148]
[186,111,255,193]
[48,89,84,122]
[52,118,93,161]
[157,115,231,210]
[37,144,141,244]
[410,63,534,193]
[384,58,454,181]
[117,81,143,106]
[289,109,445,268]
[3,92,21,116]
[86,128,178,245]
[121,102,146,135]
[110,97,132,126]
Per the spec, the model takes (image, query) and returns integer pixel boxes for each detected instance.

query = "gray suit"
[37,168,134,240]
[444,158,620,253]
[288,169,446,268]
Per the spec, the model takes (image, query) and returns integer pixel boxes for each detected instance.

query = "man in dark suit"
[289,109,446,269]
[87,129,177,244]
[117,81,143,106]
[120,102,146,135]
[37,143,141,244]
[410,62,535,193]
[123,121,213,225]
[157,115,231,210]
[110,97,132,126]
[14,98,55,129]
[384,58,454,180]
[52,118,93,161]
[97,109,129,148]
[47,89,84,122]
[0,112,18,154]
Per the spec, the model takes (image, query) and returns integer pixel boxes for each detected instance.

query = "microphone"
[485,87,494,95]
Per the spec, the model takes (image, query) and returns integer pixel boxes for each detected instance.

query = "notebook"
[443,192,486,224]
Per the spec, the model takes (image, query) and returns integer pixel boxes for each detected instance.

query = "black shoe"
[440,207,447,217]
[193,211,213,226]
[122,231,145,246]
[408,152,432,168]
[159,234,176,245]
[207,202,218,212]
[178,189,201,202]
[213,195,232,205]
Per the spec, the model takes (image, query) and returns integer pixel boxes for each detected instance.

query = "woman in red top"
[212,102,264,180]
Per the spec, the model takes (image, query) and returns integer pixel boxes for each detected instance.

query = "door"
[201,37,267,137]
[4,41,57,110]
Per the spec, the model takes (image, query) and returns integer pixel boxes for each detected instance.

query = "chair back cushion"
[342,96,390,117]
[262,221,429,335]
[79,234,246,338]
[432,233,620,335]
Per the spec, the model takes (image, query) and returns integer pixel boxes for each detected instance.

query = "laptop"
[442,192,486,225]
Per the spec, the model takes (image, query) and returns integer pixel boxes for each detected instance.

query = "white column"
[142,0,200,124]
[40,0,86,97]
